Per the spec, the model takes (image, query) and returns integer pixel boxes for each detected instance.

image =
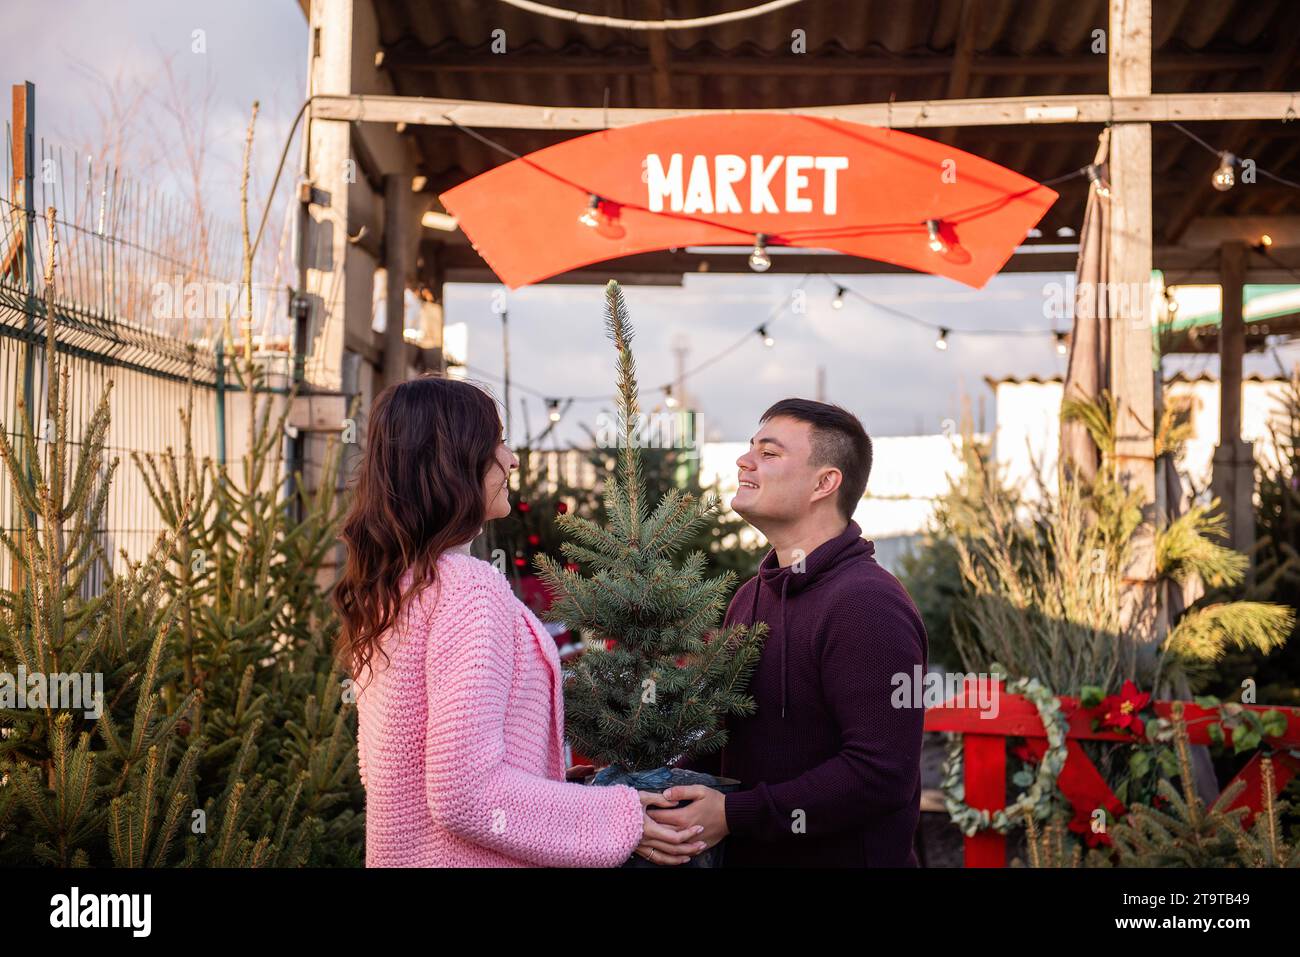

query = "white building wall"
[989,375,1294,501]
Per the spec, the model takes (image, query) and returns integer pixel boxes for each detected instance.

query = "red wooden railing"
[924,678,1300,867]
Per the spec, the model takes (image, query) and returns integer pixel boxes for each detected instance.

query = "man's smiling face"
[732,414,819,524]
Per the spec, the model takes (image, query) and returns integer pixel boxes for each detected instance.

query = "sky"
[7,0,1298,447]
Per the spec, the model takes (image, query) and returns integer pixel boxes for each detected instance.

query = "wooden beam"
[311,90,1300,131]
[1218,241,1247,446]
[1212,239,1256,570]
[1107,0,1158,641]
[434,241,1300,284]
[382,173,411,389]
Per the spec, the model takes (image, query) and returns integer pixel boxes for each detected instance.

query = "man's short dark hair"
[760,398,872,521]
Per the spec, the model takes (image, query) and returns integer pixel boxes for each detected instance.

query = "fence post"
[14,82,36,452]
[215,338,227,466]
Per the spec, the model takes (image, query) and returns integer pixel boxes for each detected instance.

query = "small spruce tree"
[535,281,766,775]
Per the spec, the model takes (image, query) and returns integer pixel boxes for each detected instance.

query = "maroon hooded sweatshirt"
[684,520,928,867]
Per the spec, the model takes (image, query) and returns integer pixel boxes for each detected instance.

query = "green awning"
[1158,282,1300,332]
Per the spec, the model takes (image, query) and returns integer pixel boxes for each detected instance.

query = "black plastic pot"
[582,766,741,868]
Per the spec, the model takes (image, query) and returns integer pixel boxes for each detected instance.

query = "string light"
[1164,286,1179,316]
[832,285,846,310]
[925,219,949,255]
[1170,122,1300,192]
[579,194,602,227]
[468,274,1079,411]
[1084,163,1111,198]
[1212,153,1236,192]
[546,398,562,422]
[1054,331,1068,355]
[748,233,772,272]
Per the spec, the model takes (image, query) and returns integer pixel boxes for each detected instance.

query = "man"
[647,398,928,867]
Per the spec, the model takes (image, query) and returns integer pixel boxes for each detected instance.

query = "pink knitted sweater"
[355,549,645,867]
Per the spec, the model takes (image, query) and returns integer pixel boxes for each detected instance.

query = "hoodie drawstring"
[748,566,785,717]
[779,576,790,720]
[748,563,793,721]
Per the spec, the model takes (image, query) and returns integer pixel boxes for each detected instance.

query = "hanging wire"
[1170,122,1300,190]
[494,0,806,30]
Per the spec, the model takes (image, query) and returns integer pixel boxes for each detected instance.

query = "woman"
[334,375,706,867]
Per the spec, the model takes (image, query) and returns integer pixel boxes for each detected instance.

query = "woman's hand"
[635,790,707,866]
[565,764,595,782]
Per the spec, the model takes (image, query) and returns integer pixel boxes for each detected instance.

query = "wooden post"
[1219,241,1246,449]
[1108,0,1161,646]
[8,82,36,596]
[1212,240,1255,581]
[383,173,412,390]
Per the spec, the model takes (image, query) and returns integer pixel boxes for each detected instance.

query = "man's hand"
[636,790,707,866]
[646,785,729,851]
[565,764,595,782]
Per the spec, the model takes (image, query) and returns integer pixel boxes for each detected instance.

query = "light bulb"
[1212,154,1235,192]
[925,219,949,255]
[1085,163,1111,198]
[1055,333,1068,356]
[578,194,601,228]
[832,286,845,310]
[665,391,679,409]
[1260,234,1273,247]
[546,399,561,423]
[935,328,949,351]
[749,234,771,272]
[758,325,775,347]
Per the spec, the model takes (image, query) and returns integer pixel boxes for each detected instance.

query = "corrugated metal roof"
[366,0,1300,254]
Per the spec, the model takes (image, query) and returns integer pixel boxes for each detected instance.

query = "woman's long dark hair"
[333,375,504,681]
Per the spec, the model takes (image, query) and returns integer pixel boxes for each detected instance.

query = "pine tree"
[578,438,766,604]
[0,105,363,867]
[1104,704,1258,866]
[534,281,767,776]
[936,393,1294,696]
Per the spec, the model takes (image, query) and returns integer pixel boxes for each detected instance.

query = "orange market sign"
[439,114,1058,289]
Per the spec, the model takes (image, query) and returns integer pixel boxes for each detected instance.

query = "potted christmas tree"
[535,280,767,868]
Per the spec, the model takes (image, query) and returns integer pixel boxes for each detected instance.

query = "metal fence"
[1,121,295,592]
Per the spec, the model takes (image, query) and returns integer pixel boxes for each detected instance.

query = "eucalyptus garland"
[940,675,1071,836]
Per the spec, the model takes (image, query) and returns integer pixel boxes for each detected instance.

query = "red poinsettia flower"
[1098,680,1151,737]
[1011,741,1038,763]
